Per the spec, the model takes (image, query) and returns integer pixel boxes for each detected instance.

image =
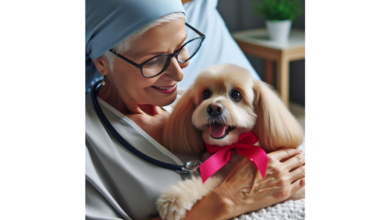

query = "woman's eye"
[144,57,159,67]
[230,89,242,101]
[202,90,211,100]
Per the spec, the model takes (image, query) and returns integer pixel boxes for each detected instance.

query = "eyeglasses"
[109,23,205,78]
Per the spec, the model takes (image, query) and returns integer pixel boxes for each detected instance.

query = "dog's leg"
[156,176,222,220]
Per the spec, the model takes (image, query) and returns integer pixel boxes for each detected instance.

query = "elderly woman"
[85,0,305,220]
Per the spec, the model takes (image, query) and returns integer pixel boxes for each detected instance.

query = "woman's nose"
[162,57,184,82]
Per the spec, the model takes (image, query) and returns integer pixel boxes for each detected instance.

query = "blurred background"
[217,0,305,131]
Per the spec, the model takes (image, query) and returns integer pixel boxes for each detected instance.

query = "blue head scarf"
[86,0,186,95]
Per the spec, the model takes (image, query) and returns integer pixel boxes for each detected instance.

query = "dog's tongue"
[210,124,228,138]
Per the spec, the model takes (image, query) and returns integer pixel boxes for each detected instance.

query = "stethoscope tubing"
[91,80,185,172]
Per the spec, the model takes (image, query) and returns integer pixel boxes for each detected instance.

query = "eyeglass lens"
[141,38,202,77]
[141,22,204,78]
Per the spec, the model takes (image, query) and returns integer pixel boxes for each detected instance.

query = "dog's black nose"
[207,103,224,117]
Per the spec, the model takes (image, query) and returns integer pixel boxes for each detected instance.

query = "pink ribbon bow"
[199,131,268,183]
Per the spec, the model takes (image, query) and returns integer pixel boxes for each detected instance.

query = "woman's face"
[108,18,188,107]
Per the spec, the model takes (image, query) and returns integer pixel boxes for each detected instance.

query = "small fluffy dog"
[157,64,304,220]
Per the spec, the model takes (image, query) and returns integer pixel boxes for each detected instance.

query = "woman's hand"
[214,148,305,219]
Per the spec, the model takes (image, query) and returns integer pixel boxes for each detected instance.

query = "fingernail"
[298,149,303,153]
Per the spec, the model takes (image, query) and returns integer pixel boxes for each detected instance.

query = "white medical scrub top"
[85,90,199,220]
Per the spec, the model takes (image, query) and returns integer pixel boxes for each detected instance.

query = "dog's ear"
[163,89,205,155]
[252,80,303,152]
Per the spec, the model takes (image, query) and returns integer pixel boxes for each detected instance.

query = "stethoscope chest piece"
[178,160,202,180]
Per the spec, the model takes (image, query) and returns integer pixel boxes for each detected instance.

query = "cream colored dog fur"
[156,64,304,220]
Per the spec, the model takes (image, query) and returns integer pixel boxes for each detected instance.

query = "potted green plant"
[253,0,303,42]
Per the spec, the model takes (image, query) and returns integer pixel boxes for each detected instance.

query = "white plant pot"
[266,20,292,42]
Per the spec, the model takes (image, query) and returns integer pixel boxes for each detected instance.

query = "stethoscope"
[91,80,202,180]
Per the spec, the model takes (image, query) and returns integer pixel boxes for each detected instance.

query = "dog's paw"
[156,193,188,220]
[156,176,222,220]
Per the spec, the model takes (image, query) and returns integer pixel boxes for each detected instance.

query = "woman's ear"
[92,55,110,76]
[163,88,204,155]
[252,80,304,152]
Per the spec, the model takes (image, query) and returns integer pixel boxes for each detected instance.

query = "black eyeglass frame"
[109,23,205,78]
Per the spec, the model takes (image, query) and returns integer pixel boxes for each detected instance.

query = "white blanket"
[233,199,305,220]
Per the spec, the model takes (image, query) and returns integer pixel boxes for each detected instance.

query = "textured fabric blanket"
[233,199,305,220]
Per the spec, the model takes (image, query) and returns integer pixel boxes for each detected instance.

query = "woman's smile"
[151,83,177,94]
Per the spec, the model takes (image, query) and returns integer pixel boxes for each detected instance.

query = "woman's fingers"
[268,148,302,161]
[283,154,305,171]
[289,165,305,183]
[290,177,305,195]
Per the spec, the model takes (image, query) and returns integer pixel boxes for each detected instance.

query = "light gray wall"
[216,0,305,106]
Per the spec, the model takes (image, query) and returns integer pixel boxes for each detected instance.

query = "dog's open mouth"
[206,123,236,139]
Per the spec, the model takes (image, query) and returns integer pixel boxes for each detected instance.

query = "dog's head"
[163,64,303,155]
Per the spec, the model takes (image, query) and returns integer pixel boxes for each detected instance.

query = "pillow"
[178,0,260,89]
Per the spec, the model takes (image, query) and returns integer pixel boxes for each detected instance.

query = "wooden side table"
[231,28,305,107]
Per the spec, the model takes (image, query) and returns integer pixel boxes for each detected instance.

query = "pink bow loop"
[199,132,268,183]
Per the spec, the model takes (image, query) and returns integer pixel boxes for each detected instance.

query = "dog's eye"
[202,90,212,100]
[230,89,242,101]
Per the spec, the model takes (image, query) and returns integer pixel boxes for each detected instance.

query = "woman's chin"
[152,91,177,107]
